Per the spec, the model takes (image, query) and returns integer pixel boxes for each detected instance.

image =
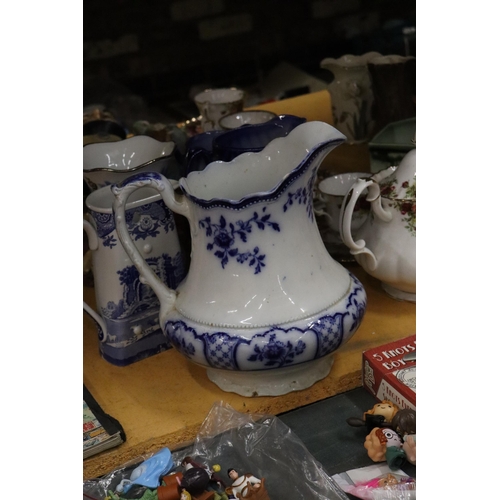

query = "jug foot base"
[382,283,416,303]
[206,355,334,397]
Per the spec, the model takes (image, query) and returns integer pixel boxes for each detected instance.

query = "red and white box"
[362,335,416,410]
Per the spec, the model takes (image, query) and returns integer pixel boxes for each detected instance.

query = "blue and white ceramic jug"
[84,185,187,365]
[112,121,367,395]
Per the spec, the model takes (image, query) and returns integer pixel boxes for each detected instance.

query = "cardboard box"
[362,335,416,410]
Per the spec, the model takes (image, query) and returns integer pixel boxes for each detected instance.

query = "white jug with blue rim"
[112,121,367,396]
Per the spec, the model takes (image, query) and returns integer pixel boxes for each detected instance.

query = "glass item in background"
[368,117,416,173]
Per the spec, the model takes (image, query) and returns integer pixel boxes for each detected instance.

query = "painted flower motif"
[101,252,184,320]
[199,209,280,274]
[247,333,306,367]
[263,338,288,361]
[213,231,235,249]
[103,234,118,248]
[130,214,161,240]
[283,175,316,220]
[105,302,118,314]
[378,178,416,236]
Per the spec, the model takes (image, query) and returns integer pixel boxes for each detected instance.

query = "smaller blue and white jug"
[83,185,187,366]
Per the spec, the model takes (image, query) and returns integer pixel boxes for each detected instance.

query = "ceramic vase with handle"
[111,121,367,396]
[83,185,187,365]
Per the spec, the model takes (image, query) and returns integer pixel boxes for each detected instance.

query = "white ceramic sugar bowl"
[340,147,416,302]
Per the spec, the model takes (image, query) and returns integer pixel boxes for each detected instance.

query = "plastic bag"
[83,400,350,499]
[333,465,416,500]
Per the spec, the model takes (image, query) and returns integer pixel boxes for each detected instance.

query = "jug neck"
[179,121,346,207]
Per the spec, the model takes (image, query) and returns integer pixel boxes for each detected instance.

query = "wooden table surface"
[83,93,414,480]
[83,263,415,480]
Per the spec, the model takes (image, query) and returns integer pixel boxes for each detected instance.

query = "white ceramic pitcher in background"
[112,121,367,396]
[320,52,381,143]
[194,88,245,131]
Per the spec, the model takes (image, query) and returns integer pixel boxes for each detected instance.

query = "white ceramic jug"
[112,122,367,396]
[320,52,381,143]
[339,147,416,302]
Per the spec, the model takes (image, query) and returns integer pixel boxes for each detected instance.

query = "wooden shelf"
[83,264,415,480]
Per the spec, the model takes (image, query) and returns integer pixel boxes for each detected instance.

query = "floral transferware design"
[101,252,186,321]
[165,273,366,370]
[379,178,416,236]
[248,334,307,367]
[283,173,316,221]
[199,208,280,274]
[90,201,176,248]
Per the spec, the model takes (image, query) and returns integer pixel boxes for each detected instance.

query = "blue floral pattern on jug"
[283,174,316,221]
[165,273,366,370]
[90,200,175,246]
[199,207,280,274]
[101,252,185,321]
[248,333,307,367]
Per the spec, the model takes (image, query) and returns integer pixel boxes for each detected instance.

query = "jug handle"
[339,178,378,270]
[83,219,108,342]
[112,172,190,322]
[366,182,393,223]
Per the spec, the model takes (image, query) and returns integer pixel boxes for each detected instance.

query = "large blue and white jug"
[112,121,367,395]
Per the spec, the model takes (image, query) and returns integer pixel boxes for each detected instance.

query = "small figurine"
[180,467,211,496]
[346,400,400,433]
[364,427,406,470]
[402,434,416,465]
[182,456,227,490]
[225,468,270,500]
[390,408,416,465]
[390,408,416,437]
[115,447,175,494]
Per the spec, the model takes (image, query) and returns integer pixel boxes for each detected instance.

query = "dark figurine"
[391,408,416,437]
[346,400,400,433]
[391,408,416,465]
